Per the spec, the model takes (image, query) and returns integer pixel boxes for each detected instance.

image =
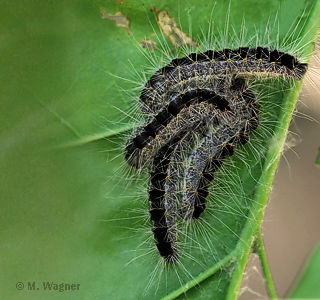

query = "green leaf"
[1,1,320,300]
[316,147,320,167]
[288,239,320,298]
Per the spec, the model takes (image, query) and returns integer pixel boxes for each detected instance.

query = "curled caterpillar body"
[124,47,307,263]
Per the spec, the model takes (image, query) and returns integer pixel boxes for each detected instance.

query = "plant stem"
[316,147,320,167]
[256,230,278,299]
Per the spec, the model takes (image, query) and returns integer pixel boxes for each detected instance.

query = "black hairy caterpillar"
[125,47,307,168]
[139,48,306,113]
[124,47,308,263]
[149,131,191,263]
